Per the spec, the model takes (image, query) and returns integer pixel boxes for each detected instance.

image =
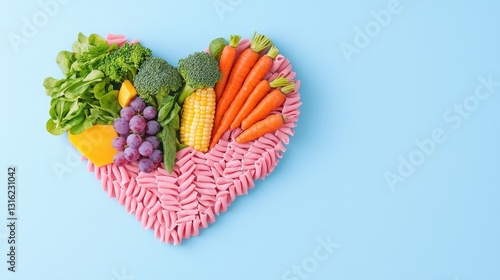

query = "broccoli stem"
[177,83,195,104]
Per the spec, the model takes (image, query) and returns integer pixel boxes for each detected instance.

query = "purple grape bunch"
[112,96,162,173]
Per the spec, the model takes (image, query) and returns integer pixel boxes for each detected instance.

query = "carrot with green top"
[236,114,286,144]
[230,75,291,130]
[212,32,272,140]
[241,83,295,131]
[214,35,241,102]
[210,45,279,149]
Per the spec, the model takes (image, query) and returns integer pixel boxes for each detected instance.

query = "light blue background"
[1,0,499,279]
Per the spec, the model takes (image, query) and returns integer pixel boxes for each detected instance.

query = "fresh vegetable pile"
[44,32,298,174]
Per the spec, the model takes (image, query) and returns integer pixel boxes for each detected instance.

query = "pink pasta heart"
[87,40,302,245]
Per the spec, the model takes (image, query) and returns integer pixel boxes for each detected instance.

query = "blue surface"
[1,0,499,279]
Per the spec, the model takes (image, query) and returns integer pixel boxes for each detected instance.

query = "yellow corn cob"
[179,87,216,153]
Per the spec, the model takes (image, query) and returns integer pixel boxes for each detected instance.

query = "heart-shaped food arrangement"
[44,32,301,245]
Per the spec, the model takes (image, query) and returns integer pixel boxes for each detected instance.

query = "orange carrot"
[214,35,241,102]
[236,114,286,144]
[210,45,279,148]
[230,75,290,130]
[212,32,272,139]
[241,83,295,131]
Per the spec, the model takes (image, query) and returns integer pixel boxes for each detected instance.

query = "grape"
[149,149,163,163]
[143,106,157,120]
[113,118,129,135]
[138,141,153,157]
[126,134,142,149]
[112,136,127,151]
[124,147,140,162]
[145,120,161,136]
[129,115,146,133]
[113,152,127,166]
[145,136,160,149]
[143,106,157,119]
[138,158,155,173]
[120,106,135,121]
[129,96,146,112]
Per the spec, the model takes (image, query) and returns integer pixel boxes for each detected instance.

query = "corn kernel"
[179,87,216,152]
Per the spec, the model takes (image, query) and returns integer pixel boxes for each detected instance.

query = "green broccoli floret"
[99,43,152,83]
[133,57,184,107]
[177,51,221,104]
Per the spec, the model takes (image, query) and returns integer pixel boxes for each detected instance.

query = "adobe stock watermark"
[385,75,500,191]
[7,0,70,53]
[282,236,340,280]
[52,146,83,182]
[339,0,410,63]
[213,0,243,21]
[110,268,134,280]
[52,126,109,182]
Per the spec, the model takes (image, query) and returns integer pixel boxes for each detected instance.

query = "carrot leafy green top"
[249,32,272,53]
